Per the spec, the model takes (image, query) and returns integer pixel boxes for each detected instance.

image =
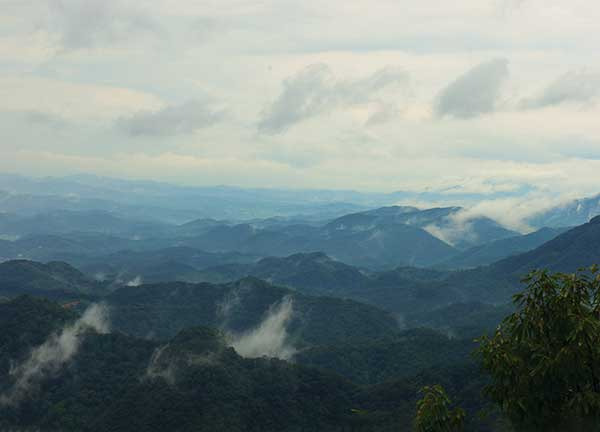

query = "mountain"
[332,206,519,250]
[180,208,460,269]
[191,213,600,317]
[232,252,370,296]
[438,227,568,269]
[492,215,600,275]
[77,247,259,284]
[0,173,387,222]
[414,216,600,309]
[0,210,169,238]
[0,260,102,299]
[0,295,77,362]
[106,277,400,346]
[195,253,459,316]
[405,302,514,339]
[0,296,496,432]
[529,194,600,228]
[295,328,476,385]
[0,199,522,270]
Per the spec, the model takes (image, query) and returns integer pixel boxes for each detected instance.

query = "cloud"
[0,76,162,121]
[145,345,177,385]
[21,110,67,127]
[126,275,143,287]
[47,0,161,50]
[0,303,109,406]
[258,64,409,133]
[520,70,600,109]
[116,99,225,137]
[424,219,480,247]
[435,58,509,118]
[426,195,570,240]
[229,297,296,360]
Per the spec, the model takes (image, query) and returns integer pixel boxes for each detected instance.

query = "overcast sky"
[2,0,600,204]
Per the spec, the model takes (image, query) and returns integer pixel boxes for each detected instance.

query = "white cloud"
[47,0,162,50]
[0,76,162,121]
[258,63,409,133]
[435,58,509,118]
[229,297,296,360]
[0,303,110,407]
[520,70,600,109]
[117,99,225,136]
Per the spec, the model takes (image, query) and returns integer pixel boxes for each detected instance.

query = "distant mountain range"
[0,172,536,222]
[0,260,102,299]
[185,216,600,318]
[528,194,600,228]
[4,212,597,322]
[437,227,569,269]
[4,173,600,231]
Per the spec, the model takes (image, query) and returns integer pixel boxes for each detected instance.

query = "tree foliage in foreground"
[478,267,600,431]
[414,384,465,432]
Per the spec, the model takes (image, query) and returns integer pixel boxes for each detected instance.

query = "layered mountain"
[106,277,400,346]
[327,205,518,250]
[529,194,600,228]
[0,203,524,270]
[0,209,169,238]
[195,253,457,315]
[192,214,600,316]
[423,216,600,308]
[0,296,495,432]
[0,260,102,299]
[175,207,463,268]
[491,215,600,275]
[77,247,258,284]
[438,227,568,269]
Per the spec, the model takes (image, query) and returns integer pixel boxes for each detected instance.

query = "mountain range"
[0,296,494,431]
[4,173,600,431]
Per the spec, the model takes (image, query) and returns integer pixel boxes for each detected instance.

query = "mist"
[229,297,296,360]
[126,276,143,287]
[0,303,110,407]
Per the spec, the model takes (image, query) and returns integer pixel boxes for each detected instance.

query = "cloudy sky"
[2,0,600,202]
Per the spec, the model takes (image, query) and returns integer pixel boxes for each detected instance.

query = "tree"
[414,384,465,432]
[478,268,600,431]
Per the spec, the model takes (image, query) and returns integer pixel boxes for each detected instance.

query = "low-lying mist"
[229,297,296,360]
[0,303,110,407]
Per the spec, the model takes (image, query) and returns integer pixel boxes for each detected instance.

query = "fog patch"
[423,194,573,246]
[145,345,177,385]
[145,344,220,385]
[229,297,296,360]
[0,304,110,406]
[424,218,480,247]
[93,272,107,282]
[216,287,243,324]
[126,275,143,287]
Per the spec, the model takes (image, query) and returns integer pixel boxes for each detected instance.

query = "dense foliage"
[295,328,475,385]
[414,385,465,432]
[106,277,400,345]
[479,268,600,431]
[0,297,502,432]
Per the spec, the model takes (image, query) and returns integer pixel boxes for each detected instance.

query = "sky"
[2,0,600,204]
